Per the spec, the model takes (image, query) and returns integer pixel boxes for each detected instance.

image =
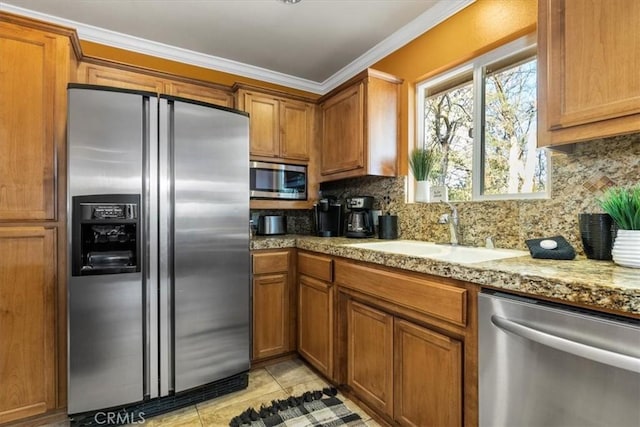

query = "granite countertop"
[251,235,640,316]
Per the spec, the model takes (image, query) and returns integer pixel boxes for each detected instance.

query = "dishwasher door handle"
[491,315,640,374]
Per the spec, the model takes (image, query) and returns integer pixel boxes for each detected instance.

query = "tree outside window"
[417,36,548,202]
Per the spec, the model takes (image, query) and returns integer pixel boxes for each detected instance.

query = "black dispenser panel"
[72,194,141,276]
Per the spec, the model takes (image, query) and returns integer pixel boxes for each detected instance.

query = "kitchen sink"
[344,240,528,264]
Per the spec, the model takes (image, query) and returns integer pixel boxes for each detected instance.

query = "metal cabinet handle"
[491,315,640,374]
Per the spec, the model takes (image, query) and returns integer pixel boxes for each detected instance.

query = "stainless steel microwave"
[250,161,307,200]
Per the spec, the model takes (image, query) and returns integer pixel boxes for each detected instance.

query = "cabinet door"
[252,273,290,360]
[280,100,311,161]
[394,319,462,427]
[165,81,233,108]
[539,0,640,145]
[298,275,333,378]
[244,93,280,158]
[321,83,364,175]
[347,300,393,416]
[0,227,56,424]
[78,62,165,93]
[0,22,59,220]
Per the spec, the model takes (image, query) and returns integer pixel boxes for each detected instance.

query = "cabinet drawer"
[335,260,467,326]
[298,252,333,282]
[252,250,289,274]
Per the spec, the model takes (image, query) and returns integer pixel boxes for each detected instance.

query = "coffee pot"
[345,196,375,238]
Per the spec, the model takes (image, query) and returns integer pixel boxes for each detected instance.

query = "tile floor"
[44,359,377,427]
[132,359,380,426]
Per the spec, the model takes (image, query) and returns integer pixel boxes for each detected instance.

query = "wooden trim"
[318,68,403,103]
[232,83,318,103]
[4,409,68,427]
[0,404,47,426]
[0,11,81,58]
[539,113,640,148]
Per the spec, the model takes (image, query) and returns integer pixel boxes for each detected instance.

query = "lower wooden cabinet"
[347,300,393,416]
[296,252,475,425]
[297,251,334,379]
[0,227,57,424]
[253,273,290,360]
[298,275,333,378]
[336,258,472,426]
[345,299,462,426]
[394,319,462,427]
[251,249,295,362]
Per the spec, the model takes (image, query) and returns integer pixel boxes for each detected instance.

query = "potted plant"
[409,147,437,202]
[598,184,640,268]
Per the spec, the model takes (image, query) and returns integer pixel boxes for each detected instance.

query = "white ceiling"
[0,0,474,94]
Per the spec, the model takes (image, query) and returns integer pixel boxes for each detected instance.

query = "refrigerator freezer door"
[67,88,145,413]
[163,99,250,393]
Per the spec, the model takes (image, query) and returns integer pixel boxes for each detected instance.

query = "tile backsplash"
[319,133,640,254]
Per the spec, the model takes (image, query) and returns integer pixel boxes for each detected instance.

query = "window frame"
[414,34,550,202]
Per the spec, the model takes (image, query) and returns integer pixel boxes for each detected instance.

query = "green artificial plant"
[409,147,438,182]
[598,184,640,230]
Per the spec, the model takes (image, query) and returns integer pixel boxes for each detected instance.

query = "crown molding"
[319,0,475,93]
[0,0,475,95]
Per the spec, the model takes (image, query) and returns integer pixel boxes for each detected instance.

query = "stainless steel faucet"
[438,202,461,245]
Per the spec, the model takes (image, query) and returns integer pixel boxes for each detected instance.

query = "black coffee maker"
[345,196,375,238]
[313,197,343,237]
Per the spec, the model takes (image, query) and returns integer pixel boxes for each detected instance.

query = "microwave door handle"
[491,315,640,374]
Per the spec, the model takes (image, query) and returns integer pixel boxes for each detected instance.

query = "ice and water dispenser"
[71,194,140,276]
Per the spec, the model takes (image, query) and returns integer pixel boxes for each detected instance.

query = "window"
[415,35,548,201]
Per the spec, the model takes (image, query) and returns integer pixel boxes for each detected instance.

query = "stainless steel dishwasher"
[479,290,640,427]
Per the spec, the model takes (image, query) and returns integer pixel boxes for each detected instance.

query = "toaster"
[256,215,287,235]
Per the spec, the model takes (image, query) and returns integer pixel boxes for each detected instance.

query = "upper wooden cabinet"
[319,69,402,182]
[280,100,313,160]
[0,18,75,220]
[236,87,314,162]
[77,62,234,108]
[77,62,165,93]
[538,0,640,147]
[164,80,234,108]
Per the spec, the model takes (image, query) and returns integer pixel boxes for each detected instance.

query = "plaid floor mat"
[230,389,366,427]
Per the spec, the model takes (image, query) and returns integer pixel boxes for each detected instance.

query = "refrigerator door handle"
[159,98,174,396]
[146,96,159,399]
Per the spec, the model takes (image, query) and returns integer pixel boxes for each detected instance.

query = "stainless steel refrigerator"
[67,85,250,416]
